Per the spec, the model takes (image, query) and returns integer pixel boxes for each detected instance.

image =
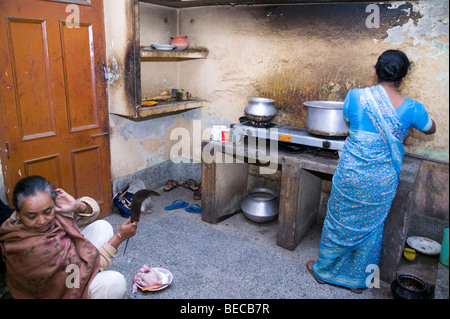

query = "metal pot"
[244,97,276,123]
[303,101,349,137]
[391,274,429,299]
[241,188,279,223]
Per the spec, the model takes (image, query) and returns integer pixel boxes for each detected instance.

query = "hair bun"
[375,50,411,85]
[384,63,398,77]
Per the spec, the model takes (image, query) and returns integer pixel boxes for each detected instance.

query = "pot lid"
[303,101,344,109]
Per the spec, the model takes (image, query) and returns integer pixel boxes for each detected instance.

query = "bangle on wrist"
[117,232,122,239]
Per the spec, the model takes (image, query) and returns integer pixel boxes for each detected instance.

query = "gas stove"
[231,121,347,157]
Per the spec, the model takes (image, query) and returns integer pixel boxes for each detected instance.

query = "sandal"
[185,204,201,213]
[193,185,202,200]
[165,200,189,210]
[163,180,179,192]
[193,190,201,200]
[182,179,199,191]
[349,287,364,294]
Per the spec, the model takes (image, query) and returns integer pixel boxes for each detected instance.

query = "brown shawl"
[0,212,101,299]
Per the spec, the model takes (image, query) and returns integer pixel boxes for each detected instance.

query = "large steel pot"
[303,101,349,137]
[241,188,279,223]
[244,97,276,123]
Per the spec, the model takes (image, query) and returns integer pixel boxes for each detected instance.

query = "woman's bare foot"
[306,260,325,284]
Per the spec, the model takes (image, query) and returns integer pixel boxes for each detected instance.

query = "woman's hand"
[117,218,138,241]
[54,188,80,213]
[108,218,138,249]
[54,188,88,214]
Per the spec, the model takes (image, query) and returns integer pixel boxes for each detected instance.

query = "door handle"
[91,132,109,139]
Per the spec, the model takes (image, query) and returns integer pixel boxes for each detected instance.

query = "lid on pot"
[249,97,274,104]
[303,101,344,109]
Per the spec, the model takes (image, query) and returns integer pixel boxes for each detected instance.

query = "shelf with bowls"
[106,1,208,119]
[140,46,208,61]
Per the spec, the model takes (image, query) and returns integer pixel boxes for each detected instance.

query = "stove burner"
[238,116,277,128]
[278,141,339,158]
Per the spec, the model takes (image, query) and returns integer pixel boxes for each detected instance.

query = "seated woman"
[0,175,137,299]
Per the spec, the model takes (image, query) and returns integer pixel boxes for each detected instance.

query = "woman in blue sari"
[306,50,436,293]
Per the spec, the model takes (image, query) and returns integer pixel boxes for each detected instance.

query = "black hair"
[12,175,56,212]
[375,50,411,87]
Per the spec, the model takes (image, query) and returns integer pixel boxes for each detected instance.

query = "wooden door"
[0,0,112,219]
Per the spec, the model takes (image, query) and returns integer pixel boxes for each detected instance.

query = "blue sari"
[312,85,410,289]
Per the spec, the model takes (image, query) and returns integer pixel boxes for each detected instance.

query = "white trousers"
[82,220,127,299]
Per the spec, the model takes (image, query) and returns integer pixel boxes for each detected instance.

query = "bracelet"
[117,232,122,239]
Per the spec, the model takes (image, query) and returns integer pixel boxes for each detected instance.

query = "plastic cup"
[221,128,230,142]
[212,125,226,141]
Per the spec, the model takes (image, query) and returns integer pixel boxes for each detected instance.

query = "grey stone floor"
[105,186,393,299]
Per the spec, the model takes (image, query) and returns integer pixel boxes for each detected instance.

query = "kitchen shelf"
[140,48,208,61]
[106,1,208,119]
[138,99,205,117]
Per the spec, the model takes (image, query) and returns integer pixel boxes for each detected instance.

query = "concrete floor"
[105,186,394,299]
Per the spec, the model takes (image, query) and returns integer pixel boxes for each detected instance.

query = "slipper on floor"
[163,180,179,192]
[185,204,201,213]
[165,200,189,210]
[193,190,201,200]
[182,179,199,191]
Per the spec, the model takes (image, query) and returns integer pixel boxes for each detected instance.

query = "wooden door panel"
[71,146,101,200]
[6,17,57,141]
[23,154,62,188]
[60,21,99,132]
[0,0,112,218]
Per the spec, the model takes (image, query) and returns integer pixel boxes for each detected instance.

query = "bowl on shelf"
[170,36,189,50]
[151,44,177,51]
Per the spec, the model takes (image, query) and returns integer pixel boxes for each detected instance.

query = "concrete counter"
[201,139,421,283]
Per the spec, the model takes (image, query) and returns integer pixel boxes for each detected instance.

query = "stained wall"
[108,0,449,180]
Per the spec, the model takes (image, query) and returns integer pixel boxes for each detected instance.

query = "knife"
[123,189,160,255]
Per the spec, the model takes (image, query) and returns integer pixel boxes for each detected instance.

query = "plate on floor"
[137,268,173,291]
[407,236,441,255]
